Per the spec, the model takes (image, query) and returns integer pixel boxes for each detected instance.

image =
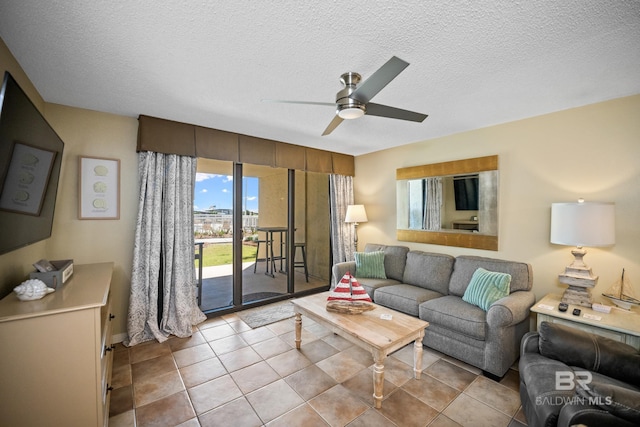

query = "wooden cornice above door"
[137,115,354,176]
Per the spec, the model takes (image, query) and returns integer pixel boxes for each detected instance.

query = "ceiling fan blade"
[322,115,344,136]
[261,99,334,107]
[350,56,409,103]
[365,103,428,122]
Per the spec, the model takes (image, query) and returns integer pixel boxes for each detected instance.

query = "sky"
[194,173,258,212]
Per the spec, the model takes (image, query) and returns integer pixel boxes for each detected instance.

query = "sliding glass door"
[194,159,235,311]
[240,164,289,303]
[195,159,331,314]
[292,170,332,294]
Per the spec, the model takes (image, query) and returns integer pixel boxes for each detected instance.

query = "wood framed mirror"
[396,155,499,250]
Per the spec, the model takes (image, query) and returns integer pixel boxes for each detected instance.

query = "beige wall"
[354,95,640,303]
[43,104,138,338]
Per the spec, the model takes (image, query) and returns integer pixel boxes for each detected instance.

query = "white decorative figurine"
[13,279,55,301]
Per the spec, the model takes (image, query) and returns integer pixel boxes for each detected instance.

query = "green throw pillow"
[462,268,511,311]
[355,251,386,279]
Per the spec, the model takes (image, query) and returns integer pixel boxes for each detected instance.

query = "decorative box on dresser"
[0,262,115,427]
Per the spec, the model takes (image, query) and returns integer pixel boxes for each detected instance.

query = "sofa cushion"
[364,244,409,282]
[355,251,386,279]
[402,251,454,295]
[374,284,443,317]
[539,321,640,386]
[462,268,511,311]
[355,277,402,301]
[419,295,487,340]
[449,256,533,297]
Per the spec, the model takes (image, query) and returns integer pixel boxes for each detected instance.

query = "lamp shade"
[550,202,615,247]
[345,204,368,223]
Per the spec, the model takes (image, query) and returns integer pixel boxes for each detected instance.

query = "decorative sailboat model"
[602,269,640,310]
[326,272,374,314]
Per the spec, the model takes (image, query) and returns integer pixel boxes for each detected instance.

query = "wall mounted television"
[0,71,64,255]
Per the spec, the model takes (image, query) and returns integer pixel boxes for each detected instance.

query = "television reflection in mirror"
[453,174,479,211]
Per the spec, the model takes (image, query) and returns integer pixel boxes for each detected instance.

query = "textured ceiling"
[1,1,639,156]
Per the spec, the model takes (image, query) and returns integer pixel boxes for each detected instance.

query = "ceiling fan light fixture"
[265,57,427,135]
[337,105,365,120]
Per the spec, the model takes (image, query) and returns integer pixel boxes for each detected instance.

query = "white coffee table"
[291,292,429,408]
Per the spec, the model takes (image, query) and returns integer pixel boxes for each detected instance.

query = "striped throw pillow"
[462,268,511,311]
[355,251,386,279]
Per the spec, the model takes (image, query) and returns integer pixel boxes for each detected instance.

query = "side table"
[531,293,640,350]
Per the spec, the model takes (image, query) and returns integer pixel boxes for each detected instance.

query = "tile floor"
[108,302,529,427]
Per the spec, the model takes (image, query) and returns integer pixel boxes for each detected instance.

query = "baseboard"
[112,332,128,344]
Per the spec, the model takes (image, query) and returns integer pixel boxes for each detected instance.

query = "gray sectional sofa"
[332,243,535,378]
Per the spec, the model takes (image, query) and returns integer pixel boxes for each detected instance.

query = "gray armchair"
[519,321,640,427]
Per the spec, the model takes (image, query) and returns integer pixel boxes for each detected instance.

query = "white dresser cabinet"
[0,262,115,427]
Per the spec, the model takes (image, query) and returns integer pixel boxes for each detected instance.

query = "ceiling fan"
[264,56,428,135]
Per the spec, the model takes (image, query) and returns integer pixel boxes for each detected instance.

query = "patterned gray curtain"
[423,177,442,230]
[125,152,206,346]
[329,174,354,268]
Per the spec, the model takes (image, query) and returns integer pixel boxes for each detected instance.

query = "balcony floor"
[199,262,329,312]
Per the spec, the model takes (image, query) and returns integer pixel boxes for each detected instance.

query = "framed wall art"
[78,156,120,219]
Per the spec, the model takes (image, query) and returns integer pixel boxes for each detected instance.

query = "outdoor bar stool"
[253,237,268,274]
[293,242,309,282]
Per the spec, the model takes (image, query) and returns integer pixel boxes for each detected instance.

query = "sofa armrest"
[520,331,540,355]
[558,405,638,427]
[573,381,640,425]
[486,290,535,328]
[331,261,356,287]
[558,383,640,427]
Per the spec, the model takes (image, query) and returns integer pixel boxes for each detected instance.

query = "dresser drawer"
[100,291,114,426]
[100,293,114,388]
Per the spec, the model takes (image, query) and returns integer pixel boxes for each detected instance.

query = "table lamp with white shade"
[550,199,615,307]
[345,204,368,252]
